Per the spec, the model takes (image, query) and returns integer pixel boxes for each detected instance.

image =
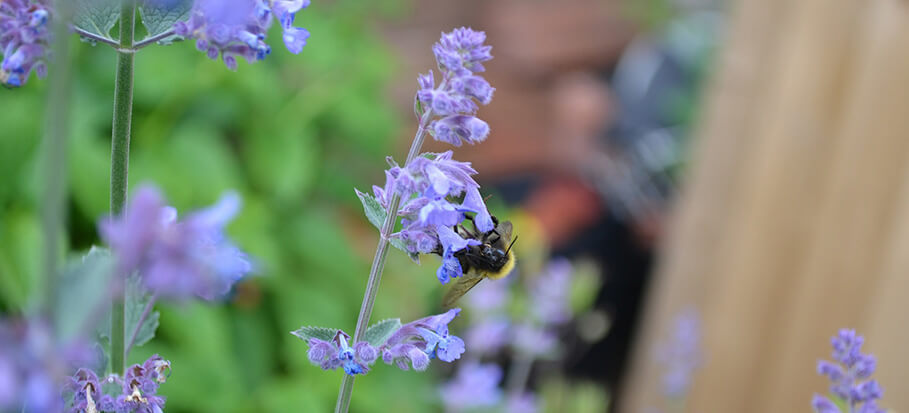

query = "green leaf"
[55,247,115,342]
[72,0,119,39]
[363,318,401,346]
[354,189,413,258]
[139,0,192,44]
[97,273,160,352]
[290,326,339,344]
[125,274,160,348]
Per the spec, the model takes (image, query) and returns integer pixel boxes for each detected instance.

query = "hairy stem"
[109,0,136,376]
[334,107,436,413]
[41,0,73,316]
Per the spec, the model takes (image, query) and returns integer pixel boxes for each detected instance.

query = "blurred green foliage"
[0,0,458,411]
[0,2,613,412]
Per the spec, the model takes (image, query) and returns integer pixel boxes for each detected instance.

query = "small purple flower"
[112,355,170,413]
[416,28,495,147]
[655,309,702,399]
[99,185,253,301]
[439,362,502,411]
[381,309,466,369]
[173,0,310,70]
[813,329,885,413]
[0,0,50,87]
[67,368,114,413]
[306,331,376,376]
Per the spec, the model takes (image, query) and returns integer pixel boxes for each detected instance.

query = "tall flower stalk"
[108,0,138,377]
[315,27,495,412]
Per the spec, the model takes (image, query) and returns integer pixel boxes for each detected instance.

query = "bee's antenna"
[505,235,518,255]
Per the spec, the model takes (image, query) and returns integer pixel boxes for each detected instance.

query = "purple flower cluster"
[372,152,494,284]
[67,354,171,413]
[174,0,310,70]
[99,185,253,301]
[439,362,502,411]
[301,309,466,376]
[417,27,495,146]
[813,329,884,413]
[0,320,93,413]
[0,0,50,87]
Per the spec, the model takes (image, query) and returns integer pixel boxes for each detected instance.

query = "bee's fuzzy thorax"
[486,252,515,280]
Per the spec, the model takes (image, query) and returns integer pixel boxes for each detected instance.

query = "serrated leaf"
[72,0,119,39]
[125,274,159,348]
[98,273,159,352]
[363,318,401,346]
[55,247,115,342]
[291,326,339,344]
[139,0,192,44]
[354,189,414,258]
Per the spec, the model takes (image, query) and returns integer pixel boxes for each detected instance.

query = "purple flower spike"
[813,329,885,413]
[416,28,495,147]
[655,309,702,399]
[100,185,253,302]
[0,0,51,87]
[174,0,310,70]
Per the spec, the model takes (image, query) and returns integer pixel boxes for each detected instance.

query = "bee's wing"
[442,274,485,309]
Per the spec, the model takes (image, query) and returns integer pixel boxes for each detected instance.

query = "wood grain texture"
[619,0,909,411]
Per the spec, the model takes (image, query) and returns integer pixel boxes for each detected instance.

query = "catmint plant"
[290,27,496,412]
[813,329,886,413]
[1,0,307,410]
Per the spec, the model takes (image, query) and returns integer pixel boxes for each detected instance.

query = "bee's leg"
[491,215,499,227]
[464,216,481,238]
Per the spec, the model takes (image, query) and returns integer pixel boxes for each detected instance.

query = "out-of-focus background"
[2,0,909,411]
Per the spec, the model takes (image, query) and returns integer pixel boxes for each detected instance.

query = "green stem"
[109,0,136,376]
[334,107,435,413]
[41,0,73,317]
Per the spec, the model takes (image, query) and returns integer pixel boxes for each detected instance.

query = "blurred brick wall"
[380,0,636,178]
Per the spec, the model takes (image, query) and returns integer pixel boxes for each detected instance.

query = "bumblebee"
[440,216,517,308]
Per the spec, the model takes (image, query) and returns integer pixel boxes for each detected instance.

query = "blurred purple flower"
[511,322,558,357]
[174,0,310,70]
[464,318,509,356]
[440,362,502,412]
[506,392,539,413]
[99,185,253,302]
[0,319,96,413]
[464,277,508,312]
[0,0,50,87]
[371,152,493,283]
[416,28,495,147]
[655,309,702,399]
[813,329,885,413]
[529,259,573,325]
[306,331,376,376]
